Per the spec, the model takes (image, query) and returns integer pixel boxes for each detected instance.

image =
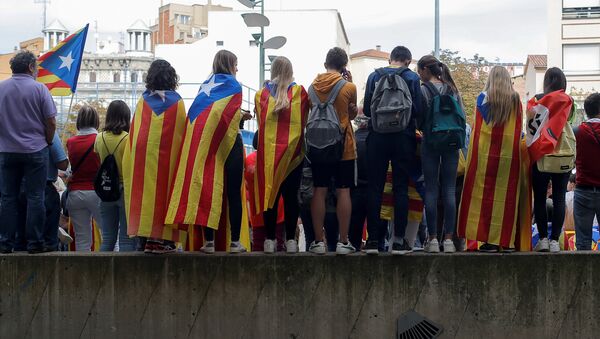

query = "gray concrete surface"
[0,252,597,339]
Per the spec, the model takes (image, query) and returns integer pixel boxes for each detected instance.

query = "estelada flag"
[458,92,524,249]
[37,24,88,96]
[254,82,309,213]
[123,90,187,242]
[245,151,285,228]
[526,90,573,162]
[166,74,242,228]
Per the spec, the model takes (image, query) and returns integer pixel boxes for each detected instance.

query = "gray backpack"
[370,67,413,133]
[305,79,347,164]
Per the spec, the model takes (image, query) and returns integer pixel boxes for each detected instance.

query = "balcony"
[563,6,600,19]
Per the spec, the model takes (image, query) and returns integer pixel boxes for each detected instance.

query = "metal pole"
[434,0,440,58]
[259,0,265,88]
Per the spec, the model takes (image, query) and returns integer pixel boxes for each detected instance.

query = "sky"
[0,0,547,63]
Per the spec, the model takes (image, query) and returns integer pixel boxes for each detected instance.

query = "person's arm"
[348,84,358,120]
[56,159,69,171]
[412,77,425,128]
[45,117,56,145]
[363,73,376,117]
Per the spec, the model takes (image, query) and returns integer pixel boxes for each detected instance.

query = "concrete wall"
[0,253,598,339]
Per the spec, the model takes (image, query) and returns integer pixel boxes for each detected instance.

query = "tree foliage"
[61,100,108,144]
[438,49,489,124]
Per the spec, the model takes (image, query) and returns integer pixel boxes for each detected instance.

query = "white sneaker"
[309,241,326,255]
[534,238,549,252]
[336,242,356,255]
[549,240,560,253]
[424,239,440,253]
[264,239,276,254]
[201,241,215,254]
[443,239,456,253]
[286,239,298,254]
[229,241,247,254]
[58,227,73,244]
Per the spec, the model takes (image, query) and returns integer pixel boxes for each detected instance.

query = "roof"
[350,49,390,60]
[128,19,150,32]
[525,55,547,70]
[43,19,68,32]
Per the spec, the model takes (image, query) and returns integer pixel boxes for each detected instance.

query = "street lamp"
[238,0,286,87]
[434,0,440,58]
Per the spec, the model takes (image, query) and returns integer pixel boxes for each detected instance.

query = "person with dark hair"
[166,50,251,254]
[66,105,103,251]
[95,100,133,251]
[417,54,464,253]
[122,59,187,254]
[0,50,57,253]
[574,93,600,250]
[362,46,424,255]
[526,67,573,253]
[306,47,358,255]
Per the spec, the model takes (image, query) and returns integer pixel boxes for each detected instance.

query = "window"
[131,73,138,83]
[216,40,224,47]
[113,72,121,83]
[179,15,191,25]
[89,72,96,83]
[563,0,600,18]
[563,44,600,75]
[179,32,185,40]
[142,72,147,82]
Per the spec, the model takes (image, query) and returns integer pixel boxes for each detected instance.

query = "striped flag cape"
[123,90,187,242]
[458,92,525,249]
[526,90,573,162]
[37,24,88,96]
[245,151,285,228]
[166,74,242,228]
[254,82,309,213]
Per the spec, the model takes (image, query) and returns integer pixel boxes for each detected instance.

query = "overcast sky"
[0,0,547,63]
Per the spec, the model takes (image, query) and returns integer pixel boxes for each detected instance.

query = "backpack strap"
[72,143,95,174]
[307,85,322,106]
[422,81,441,97]
[326,79,347,105]
[102,132,128,156]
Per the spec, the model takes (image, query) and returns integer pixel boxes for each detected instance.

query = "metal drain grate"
[397,311,443,339]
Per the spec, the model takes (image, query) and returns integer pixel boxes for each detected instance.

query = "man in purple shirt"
[0,50,57,254]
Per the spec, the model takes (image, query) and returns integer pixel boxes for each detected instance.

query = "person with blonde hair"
[458,66,531,252]
[253,56,309,253]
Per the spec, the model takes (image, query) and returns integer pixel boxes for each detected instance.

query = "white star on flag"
[150,90,167,102]
[198,75,223,97]
[59,52,75,72]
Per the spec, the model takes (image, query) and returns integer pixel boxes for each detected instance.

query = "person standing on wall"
[362,46,424,255]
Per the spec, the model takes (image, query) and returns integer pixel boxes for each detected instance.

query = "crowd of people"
[0,46,599,255]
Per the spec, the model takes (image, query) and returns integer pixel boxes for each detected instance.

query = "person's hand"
[342,69,353,83]
[241,109,253,121]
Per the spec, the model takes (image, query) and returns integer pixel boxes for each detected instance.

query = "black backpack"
[94,133,127,202]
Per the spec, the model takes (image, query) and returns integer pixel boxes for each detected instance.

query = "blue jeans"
[99,190,134,251]
[0,149,49,251]
[574,187,600,250]
[421,144,459,237]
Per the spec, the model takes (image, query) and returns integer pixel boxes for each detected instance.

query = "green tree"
[61,100,108,145]
[438,49,489,124]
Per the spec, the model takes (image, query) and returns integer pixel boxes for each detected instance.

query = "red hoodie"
[576,119,600,187]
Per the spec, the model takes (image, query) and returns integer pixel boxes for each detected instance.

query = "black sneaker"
[479,243,500,253]
[0,247,13,254]
[362,240,379,255]
[392,240,412,255]
[27,247,46,254]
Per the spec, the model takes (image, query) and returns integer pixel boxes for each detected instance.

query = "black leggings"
[532,164,569,241]
[205,135,244,242]
[264,164,303,241]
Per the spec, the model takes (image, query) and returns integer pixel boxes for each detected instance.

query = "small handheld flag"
[37,24,89,96]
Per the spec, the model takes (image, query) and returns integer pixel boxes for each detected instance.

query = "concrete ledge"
[0,252,598,338]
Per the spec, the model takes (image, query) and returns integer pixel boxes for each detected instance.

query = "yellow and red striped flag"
[254,82,309,213]
[37,24,88,96]
[67,218,102,251]
[166,74,242,229]
[458,92,524,249]
[123,90,187,242]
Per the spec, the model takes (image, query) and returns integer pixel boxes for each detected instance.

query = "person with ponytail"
[254,56,309,253]
[417,55,465,253]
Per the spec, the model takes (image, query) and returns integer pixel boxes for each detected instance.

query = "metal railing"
[563,6,600,19]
